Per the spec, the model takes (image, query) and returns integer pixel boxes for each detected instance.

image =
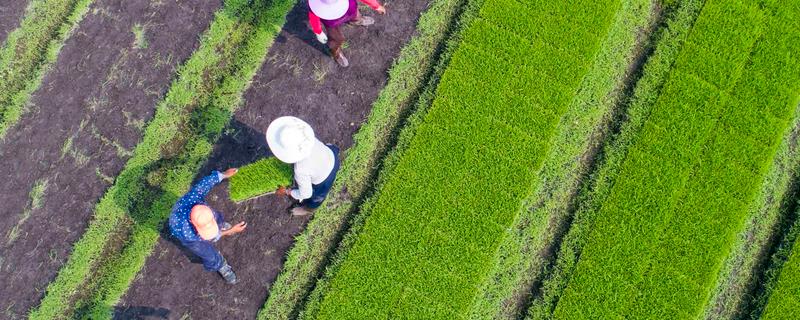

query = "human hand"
[376,5,386,15]
[230,221,247,233]
[276,186,291,197]
[222,168,238,179]
[316,32,328,44]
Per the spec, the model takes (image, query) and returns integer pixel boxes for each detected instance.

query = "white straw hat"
[308,0,349,20]
[266,116,316,164]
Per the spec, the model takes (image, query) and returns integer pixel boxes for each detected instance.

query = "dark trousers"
[179,210,225,271]
[326,11,363,57]
[301,144,340,209]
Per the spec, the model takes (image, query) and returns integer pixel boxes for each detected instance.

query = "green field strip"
[553,0,800,318]
[305,0,620,317]
[229,157,293,202]
[703,103,800,319]
[0,0,93,138]
[257,0,472,317]
[28,0,295,318]
[761,217,800,319]
[763,243,800,318]
[466,0,659,317]
[525,1,706,318]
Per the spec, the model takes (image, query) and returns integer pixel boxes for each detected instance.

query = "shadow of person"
[112,305,171,319]
[197,118,276,175]
[159,224,204,265]
[279,0,330,56]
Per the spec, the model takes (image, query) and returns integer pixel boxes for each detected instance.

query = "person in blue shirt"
[168,168,246,284]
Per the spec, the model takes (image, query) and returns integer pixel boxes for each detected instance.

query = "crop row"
[469,0,660,317]
[524,0,705,317]
[303,0,620,317]
[0,0,93,137]
[760,218,800,319]
[703,73,800,318]
[28,0,296,318]
[553,0,800,318]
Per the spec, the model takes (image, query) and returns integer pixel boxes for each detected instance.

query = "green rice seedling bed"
[554,1,800,318]
[761,223,800,319]
[306,0,621,317]
[229,157,293,202]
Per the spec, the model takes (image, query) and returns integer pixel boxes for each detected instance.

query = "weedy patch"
[131,24,149,49]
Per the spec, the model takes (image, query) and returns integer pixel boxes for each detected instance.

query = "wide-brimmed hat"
[309,0,349,20]
[266,116,315,164]
[190,205,219,241]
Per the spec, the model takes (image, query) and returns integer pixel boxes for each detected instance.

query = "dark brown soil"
[0,0,220,318]
[0,0,28,44]
[115,0,430,319]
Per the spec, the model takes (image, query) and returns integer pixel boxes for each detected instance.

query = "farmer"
[168,168,247,284]
[267,116,340,216]
[308,0,387,67]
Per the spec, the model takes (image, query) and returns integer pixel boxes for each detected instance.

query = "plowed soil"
[115,0,430,318]
[0,0,220,317]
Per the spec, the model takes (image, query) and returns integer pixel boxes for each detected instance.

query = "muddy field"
[115,0,430,318]
[0,0,220,317]
[0,0,28,43]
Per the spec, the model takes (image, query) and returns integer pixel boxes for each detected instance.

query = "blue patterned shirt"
[169,171,224,242]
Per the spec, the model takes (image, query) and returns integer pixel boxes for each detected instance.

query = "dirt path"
[115,0,430,318]
[0,0,28,44]
[0,0,220,317]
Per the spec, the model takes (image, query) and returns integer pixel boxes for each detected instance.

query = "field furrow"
[27,0,292,318]
[112,0,437,318]
[303,0,621,317]
[0,0,220,317]
[0,0,94,137]
[553,0,800,318]
[0,0,28,44]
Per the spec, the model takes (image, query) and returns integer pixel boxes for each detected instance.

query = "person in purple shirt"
[168,168,246,284]
[308,0,386,67]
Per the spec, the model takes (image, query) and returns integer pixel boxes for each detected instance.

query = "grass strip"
[467,0,658,317]
[256,0,472,317]
[0,0,93,138]
[306,0,620,317]
[759,210,800,319]
[553,0,800,318]
[229,157,293,202]
[524,0,705,318]
[28,0,295,318]
[702,102,800,319]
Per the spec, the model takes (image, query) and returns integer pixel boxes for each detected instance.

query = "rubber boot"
[291,206,316,216]
[349,16,375,26]
[218,261,238,284]
[333,51,349,68]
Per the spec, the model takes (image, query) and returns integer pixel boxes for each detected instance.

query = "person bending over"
[308,0,386,67]
[267,116,340,216]
[168,169,246,284]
